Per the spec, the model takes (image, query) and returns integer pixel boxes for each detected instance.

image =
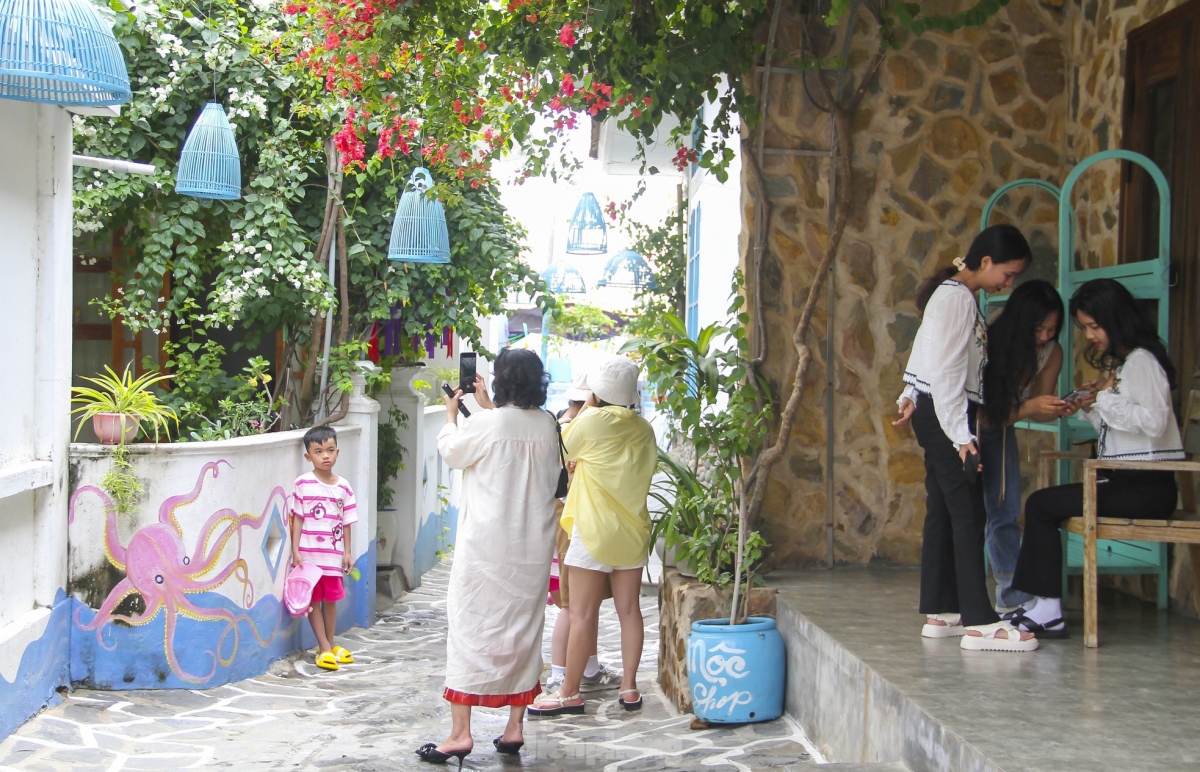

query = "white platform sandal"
[959,620,1039,652]
[921,613,965,638]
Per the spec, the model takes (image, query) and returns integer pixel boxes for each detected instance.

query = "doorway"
[1121,0,1200,392]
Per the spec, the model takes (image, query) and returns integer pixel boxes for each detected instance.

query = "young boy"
[290,425,357,671]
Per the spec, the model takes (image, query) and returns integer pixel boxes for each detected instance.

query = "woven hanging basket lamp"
[566,192,607,255]
[388,167,450,264]
[542,262,587,294]
[596,248,656,289]
[0,0,131,105]
[176,102,241,200]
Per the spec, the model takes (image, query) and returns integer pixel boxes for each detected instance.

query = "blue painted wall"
[0,590,71,740]
[69,546,376,691]
[414,504,459,583]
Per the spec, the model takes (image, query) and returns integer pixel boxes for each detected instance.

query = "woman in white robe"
[417,348,560,766]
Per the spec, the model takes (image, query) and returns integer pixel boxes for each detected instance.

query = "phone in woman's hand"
[963,449,981,484]
[1061,388,1092,403]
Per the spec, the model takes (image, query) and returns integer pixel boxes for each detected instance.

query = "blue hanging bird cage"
[566,192,607,255]
[388,167,451,264]
[176,103,241,200]
[542,262,587,294]
[0,0,131,105]
[597,249,656,289]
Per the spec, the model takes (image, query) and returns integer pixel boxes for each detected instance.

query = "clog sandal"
[921,613,965,638]
[959,621,1039,652]
[332,645,355,663]
[315,651,340,670]
[527,692,584,716]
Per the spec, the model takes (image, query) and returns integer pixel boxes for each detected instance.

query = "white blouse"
[1082,348,1184,462]
[899,280,987,448]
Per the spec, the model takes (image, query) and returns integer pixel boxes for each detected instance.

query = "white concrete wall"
[688,86,743,332]
[65,385,378,690]
[0,100,74,739]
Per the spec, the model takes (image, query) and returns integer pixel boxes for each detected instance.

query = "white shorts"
[564,526,647,574]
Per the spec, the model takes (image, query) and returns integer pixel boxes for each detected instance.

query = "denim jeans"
[979,425,1034,609]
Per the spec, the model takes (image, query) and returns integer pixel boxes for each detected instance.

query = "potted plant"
[71,364,178,445]
[71,364,178,520]
[622,274,783,724]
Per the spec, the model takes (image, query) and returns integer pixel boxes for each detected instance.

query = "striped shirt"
[291,473,358,576]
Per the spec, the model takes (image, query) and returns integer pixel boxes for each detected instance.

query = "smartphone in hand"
[459,352,477,393]
[963,449,981,485]
[442,383,471,417]
[1061,388,1092,403]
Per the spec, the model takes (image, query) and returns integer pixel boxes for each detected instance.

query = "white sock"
[583,655,601,678]
[551,665,566,679]
[1022,596,1062,626]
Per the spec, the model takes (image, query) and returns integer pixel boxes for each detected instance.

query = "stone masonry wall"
[743,0,1198,613]
[743,1,1071,568]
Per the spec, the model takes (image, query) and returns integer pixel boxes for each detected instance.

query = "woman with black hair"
[1007,279,1183,638]
[979,280,1076,613]
[894,223,1038,652]
[418,348,561,765]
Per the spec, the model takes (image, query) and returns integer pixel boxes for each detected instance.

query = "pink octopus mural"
[70,460,285,684]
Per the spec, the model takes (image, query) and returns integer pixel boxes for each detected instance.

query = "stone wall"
[1065,0,1187,270]
[743,0,1200,614]
[744,1,1071,568]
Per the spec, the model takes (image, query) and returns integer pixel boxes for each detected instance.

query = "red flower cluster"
[558,23,577,47]
[334,112,367,166]
[560,72,576,97]
[378,117,420,159]
[671,146,698,172]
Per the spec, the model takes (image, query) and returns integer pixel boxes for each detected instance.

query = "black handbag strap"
[546,410,567,467]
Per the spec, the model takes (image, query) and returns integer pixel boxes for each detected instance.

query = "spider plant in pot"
[71,364,178,445]
[71,365,177,519]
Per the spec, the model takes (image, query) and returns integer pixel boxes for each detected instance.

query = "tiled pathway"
[0,562,818,771]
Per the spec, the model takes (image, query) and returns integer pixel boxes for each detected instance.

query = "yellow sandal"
[332,645,354,664]
[315,651,339,671]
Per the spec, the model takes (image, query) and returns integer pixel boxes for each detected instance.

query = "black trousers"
[912,396,999,626]
[1011,469,1178,599]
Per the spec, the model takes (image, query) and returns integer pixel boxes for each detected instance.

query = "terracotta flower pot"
[91,413,140,445]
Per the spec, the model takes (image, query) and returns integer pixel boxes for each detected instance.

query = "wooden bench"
[1038,389,1200,647]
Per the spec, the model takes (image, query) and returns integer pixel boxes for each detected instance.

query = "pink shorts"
[310,574,346,604]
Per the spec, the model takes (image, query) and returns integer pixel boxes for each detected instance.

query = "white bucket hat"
[588,356,640,407]
[563,370,592,402]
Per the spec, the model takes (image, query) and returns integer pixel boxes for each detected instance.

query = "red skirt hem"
[443,683,542,707]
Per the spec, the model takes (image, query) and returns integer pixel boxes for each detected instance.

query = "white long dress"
[436,405,560,701]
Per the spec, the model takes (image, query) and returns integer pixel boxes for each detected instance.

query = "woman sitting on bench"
[1008,278,1184,638]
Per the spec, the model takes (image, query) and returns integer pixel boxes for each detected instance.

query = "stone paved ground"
[0,561,819,771]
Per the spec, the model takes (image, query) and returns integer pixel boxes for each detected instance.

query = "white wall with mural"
[64,384,378,690]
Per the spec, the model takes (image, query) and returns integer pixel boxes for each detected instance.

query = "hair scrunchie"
[952,256,967,271]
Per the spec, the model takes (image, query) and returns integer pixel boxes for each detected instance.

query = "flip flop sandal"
[315,651,340,671]
[959,621,1039,652]
[527,692,585,716]
[617,689,643,711]
[1011,613,1069,639]
[332,645,355,663]
[921,613,965,638]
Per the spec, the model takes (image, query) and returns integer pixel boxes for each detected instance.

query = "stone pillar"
[337,365,380,627]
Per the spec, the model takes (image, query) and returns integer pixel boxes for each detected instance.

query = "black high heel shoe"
[493,736,524,755]
[416,743,471,767]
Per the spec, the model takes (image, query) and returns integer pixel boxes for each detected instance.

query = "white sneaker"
[544,671,564,693]
[580,663,621,692]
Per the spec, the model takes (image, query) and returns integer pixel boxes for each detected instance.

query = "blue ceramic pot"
[687,616,785,723]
